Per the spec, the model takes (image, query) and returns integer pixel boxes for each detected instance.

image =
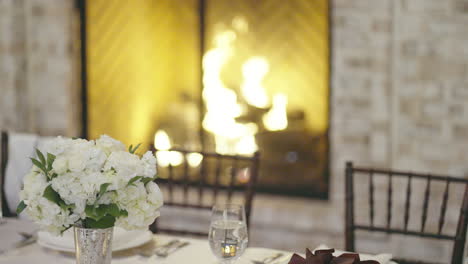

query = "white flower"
[20,171,48,201]
[18,135,163,235]
[104,151,144,183]
[96,135,126,156]
[114,181,163,230]
[146,181,163,206]
[40,136,74,156]
[141,151,157,178]
[52,157,68,174]
[68,154,87,172]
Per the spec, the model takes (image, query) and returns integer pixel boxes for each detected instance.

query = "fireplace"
[82,0,330,198]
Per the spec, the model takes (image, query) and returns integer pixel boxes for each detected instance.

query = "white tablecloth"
[0,218,396,264]
[0,218,291,264]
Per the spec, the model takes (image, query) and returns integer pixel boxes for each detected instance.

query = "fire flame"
[263,93,288,131]
[202,30,259,155]
[241,57,270,108]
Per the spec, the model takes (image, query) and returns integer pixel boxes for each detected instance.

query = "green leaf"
[98,183,111,197]
[36,149,46,165]
[98,204,121,218]
[85,203,125,221]
[71,137,79,140]
[85,204,97,219]
[120,209,128,217]
[43,185,75,212]
[93,205,108,220]
[47,153,56,171]
[50,173,58,180]
[84,215,116,229]
[16,201,27,214]
[129,143,142,154]
[43,185,62,205]
[141,177,154,185]
[58,201,75,211]
[30,158,46,173]
[105,204,120,217]
[85,204,104,221]
[127,176,143,186]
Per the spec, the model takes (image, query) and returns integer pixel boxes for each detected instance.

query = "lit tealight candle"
[221,243,237,257]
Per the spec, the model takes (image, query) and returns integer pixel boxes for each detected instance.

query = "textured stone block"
[454,0,468,14]
[453,124,468,140]
[452,86,468,100]
[401,0,452,14]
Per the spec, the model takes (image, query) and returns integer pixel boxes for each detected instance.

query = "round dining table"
[0,218,395,264]
[0,218,293,264]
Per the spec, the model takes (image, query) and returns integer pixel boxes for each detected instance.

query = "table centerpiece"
[16,135,163,264]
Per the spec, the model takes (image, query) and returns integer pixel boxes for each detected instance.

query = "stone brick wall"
[303,0,468,261]
[254,0,468,262]
[0,0,80,136]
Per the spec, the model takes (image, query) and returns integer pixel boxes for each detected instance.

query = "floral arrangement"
[288,248,380,264]
[16,135,163,235]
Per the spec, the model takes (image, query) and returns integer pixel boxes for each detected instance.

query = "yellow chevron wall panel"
[87,0,199,147]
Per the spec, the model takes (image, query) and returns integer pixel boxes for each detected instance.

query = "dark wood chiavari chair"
[150,148,260,237]
[345,162,468,264]
[0,131,13,217]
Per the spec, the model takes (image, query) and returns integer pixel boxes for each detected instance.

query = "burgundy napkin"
[288,248,380,264]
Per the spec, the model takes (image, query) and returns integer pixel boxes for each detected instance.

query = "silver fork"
[138,239,179,257]
[0,232,37,255]
[252,253,284,264]
[19,232,35,240]
[155,241,190,258]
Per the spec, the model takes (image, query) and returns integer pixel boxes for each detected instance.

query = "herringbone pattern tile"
[87,0,199,146]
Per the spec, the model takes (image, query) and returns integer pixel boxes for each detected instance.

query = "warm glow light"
[232,16,249,33]
[154,130,171,150]
[214,30,236,48]
[154,130,182,167]
[263,93,288,131]
[241,57,270,108]
[186,152,203,167]
[235,134,258,155]
[201,30,259,155]
[156,151,183,167]
[202,47,244,138]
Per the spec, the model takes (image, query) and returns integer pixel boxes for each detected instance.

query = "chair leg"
[345,161,355,252]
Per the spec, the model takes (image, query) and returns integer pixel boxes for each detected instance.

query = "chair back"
[1,131,11,217]
[0,131,54,217]
[151,148,260,236]
[345,162,468,264]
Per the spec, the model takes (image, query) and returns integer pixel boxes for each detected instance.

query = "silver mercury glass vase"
[74,226,113,264]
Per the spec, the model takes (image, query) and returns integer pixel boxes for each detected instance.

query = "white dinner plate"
[37,228,153,253]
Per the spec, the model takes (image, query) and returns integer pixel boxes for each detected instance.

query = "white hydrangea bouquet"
[16,135,163,235]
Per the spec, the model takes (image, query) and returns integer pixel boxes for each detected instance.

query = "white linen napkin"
[4,133,38,216]
[314,244,395,264]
